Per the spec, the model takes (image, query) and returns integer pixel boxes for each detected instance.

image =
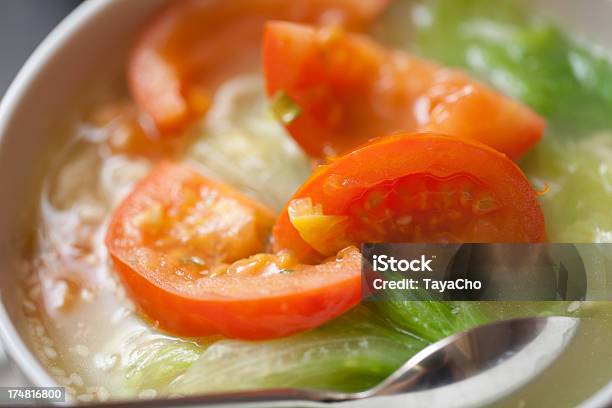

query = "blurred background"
[0,0,82,95]
[0,0,82,387]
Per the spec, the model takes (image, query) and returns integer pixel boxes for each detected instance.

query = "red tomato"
[86,101,188,158]
[129,0,389,135]
[263,22,545,160]
[273,133,547,263]
[106,162,361,339]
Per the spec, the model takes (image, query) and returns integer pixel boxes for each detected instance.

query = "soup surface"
[19,0,612,404]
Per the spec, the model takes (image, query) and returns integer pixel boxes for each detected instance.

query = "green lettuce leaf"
[411,0,612,137]
[168,307,427,394]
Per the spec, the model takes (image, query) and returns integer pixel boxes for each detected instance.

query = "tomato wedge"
[263,22,545,160]
[106,162,361,339]
[129,0,389,135]
[273,133,547,263]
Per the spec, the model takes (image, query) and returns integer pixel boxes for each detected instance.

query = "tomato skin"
[273,133,547,263]
[263,22,545,160]
[109,246,362,339]
[129,0,389,135]
[106,162,362,339]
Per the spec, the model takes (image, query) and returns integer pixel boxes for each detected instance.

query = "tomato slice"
[86,101,187,158]
[105,162,361,339]
[263,22,545,160]
[273,133,547,263]
[129,0,389,135]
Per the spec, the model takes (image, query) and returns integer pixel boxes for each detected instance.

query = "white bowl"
[0,0,165,394]
[0,0,611,406]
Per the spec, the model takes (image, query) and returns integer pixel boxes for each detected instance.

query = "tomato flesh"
[109,162,274,272]
[129,0,389,135]
[344,173,507,244]
[263,22,545,160]
[273,133,547,263]
[106,162,362,339]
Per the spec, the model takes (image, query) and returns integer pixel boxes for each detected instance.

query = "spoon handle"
[96,388,349,407]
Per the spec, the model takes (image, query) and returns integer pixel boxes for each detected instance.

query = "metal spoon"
[101,316,579,407]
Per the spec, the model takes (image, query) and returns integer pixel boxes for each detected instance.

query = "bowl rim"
[0,0,113,393]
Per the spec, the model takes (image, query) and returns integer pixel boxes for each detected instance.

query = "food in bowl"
[16,0,612,403]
